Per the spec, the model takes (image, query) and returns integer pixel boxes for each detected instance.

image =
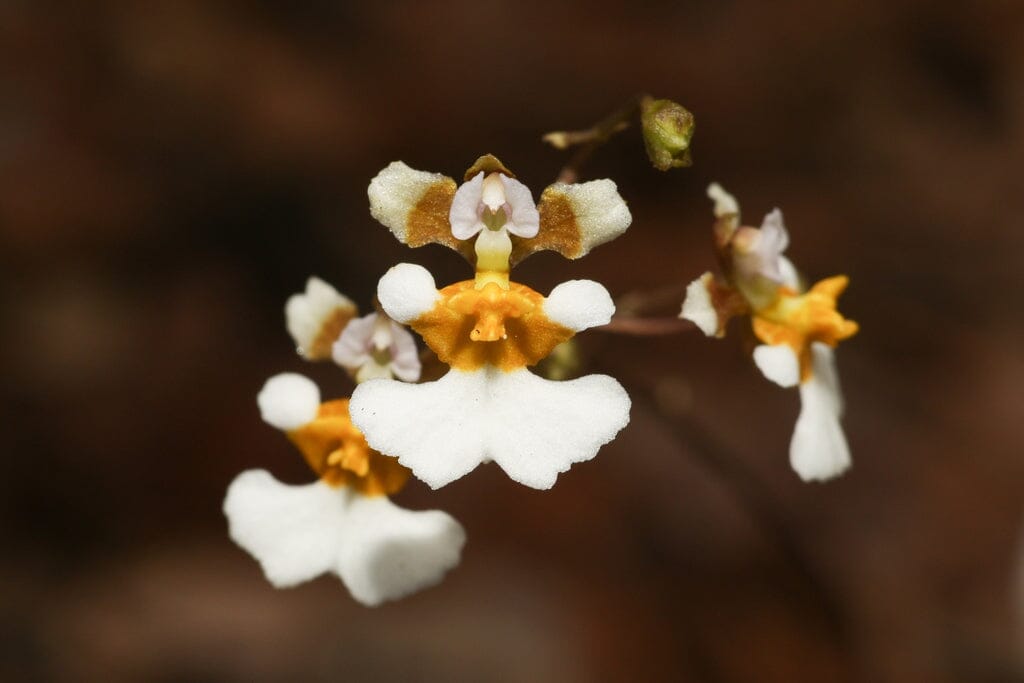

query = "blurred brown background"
[2,1,1023,681]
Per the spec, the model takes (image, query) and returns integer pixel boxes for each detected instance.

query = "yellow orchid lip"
[752,275,859,381]
[286,399,410,496]
[410,279,575,372]
[448,281,536,342]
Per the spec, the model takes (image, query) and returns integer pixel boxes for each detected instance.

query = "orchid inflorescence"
[225,142,859,606]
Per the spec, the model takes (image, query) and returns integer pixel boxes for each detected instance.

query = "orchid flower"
[680,184,859,481]
[349,155,632,490]
[285,276,422,383]
[225,284,463,606]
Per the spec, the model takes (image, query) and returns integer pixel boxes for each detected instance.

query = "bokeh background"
[3,1,1023,681]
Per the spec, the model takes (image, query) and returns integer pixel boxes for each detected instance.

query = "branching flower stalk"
[224,96,861,610]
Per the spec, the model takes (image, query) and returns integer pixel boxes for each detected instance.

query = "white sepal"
[369,161,452,243]
[350,367,631,490]
[549,179,631,256]
[223,470,465,606]
[544,279,615,332]
[285,277,356,360]
[680,272,718,337]
[790,344,850,481]
[707,183,739,219]
[257,373,320,431]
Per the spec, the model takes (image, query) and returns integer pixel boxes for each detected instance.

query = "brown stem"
[598,316,697,336]
[545,94,646,184]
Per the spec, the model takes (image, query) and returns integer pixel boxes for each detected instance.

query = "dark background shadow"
[2,1,1022,681]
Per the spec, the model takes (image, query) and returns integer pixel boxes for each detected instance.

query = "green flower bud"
[641,98,695,171]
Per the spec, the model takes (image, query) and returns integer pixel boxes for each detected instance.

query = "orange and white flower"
[225,373,465,606]
[681,184,859,481]
[284,277,357,360]
[284,276,421,383]
[351,155,632,490]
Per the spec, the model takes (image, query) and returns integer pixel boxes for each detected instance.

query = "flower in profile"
[350,154,633,490]
[225,284,463,606]
[680,184,859,481]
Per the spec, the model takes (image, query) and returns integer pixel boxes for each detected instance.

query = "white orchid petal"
[331,313,376,372]
[790,344,850,481]
[753,344,800,388]
[377,263,440,324]
[369,162,452,243]
[680,272,718,337]
[350,368,631,490]
[257,373,320,430]
[778,255,801,291]
[544,279,614,332]
[449,172,485,240]
[760,209,790,254]
[707,183,739,218]
[747,208,791,284]
[336,495,465,606]
[224,470,348,587]
[500,176,539,238]
[388,321,422,382]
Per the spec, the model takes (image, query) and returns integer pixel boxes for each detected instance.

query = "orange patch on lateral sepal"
[286,399,410,496]
[411,280,575,372]
[751,275,859,381]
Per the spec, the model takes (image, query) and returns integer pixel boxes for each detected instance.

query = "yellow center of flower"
[411,279,575,372]
[286,399,410,496]
[751,275,859,381]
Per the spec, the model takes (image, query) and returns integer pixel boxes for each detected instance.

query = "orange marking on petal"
[411,279,576,371]
[405,178,476,262]
[286,399,410,496]
[752,275,858,381]
[511,188,582,264]
[307,306,357,360]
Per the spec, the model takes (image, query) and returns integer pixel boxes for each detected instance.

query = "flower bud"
[641,98,695,171]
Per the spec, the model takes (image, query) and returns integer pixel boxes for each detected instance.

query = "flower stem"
[544,94,646,184]
[598,316,698,336]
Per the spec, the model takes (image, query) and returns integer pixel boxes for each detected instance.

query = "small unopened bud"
[641,97,695,171]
